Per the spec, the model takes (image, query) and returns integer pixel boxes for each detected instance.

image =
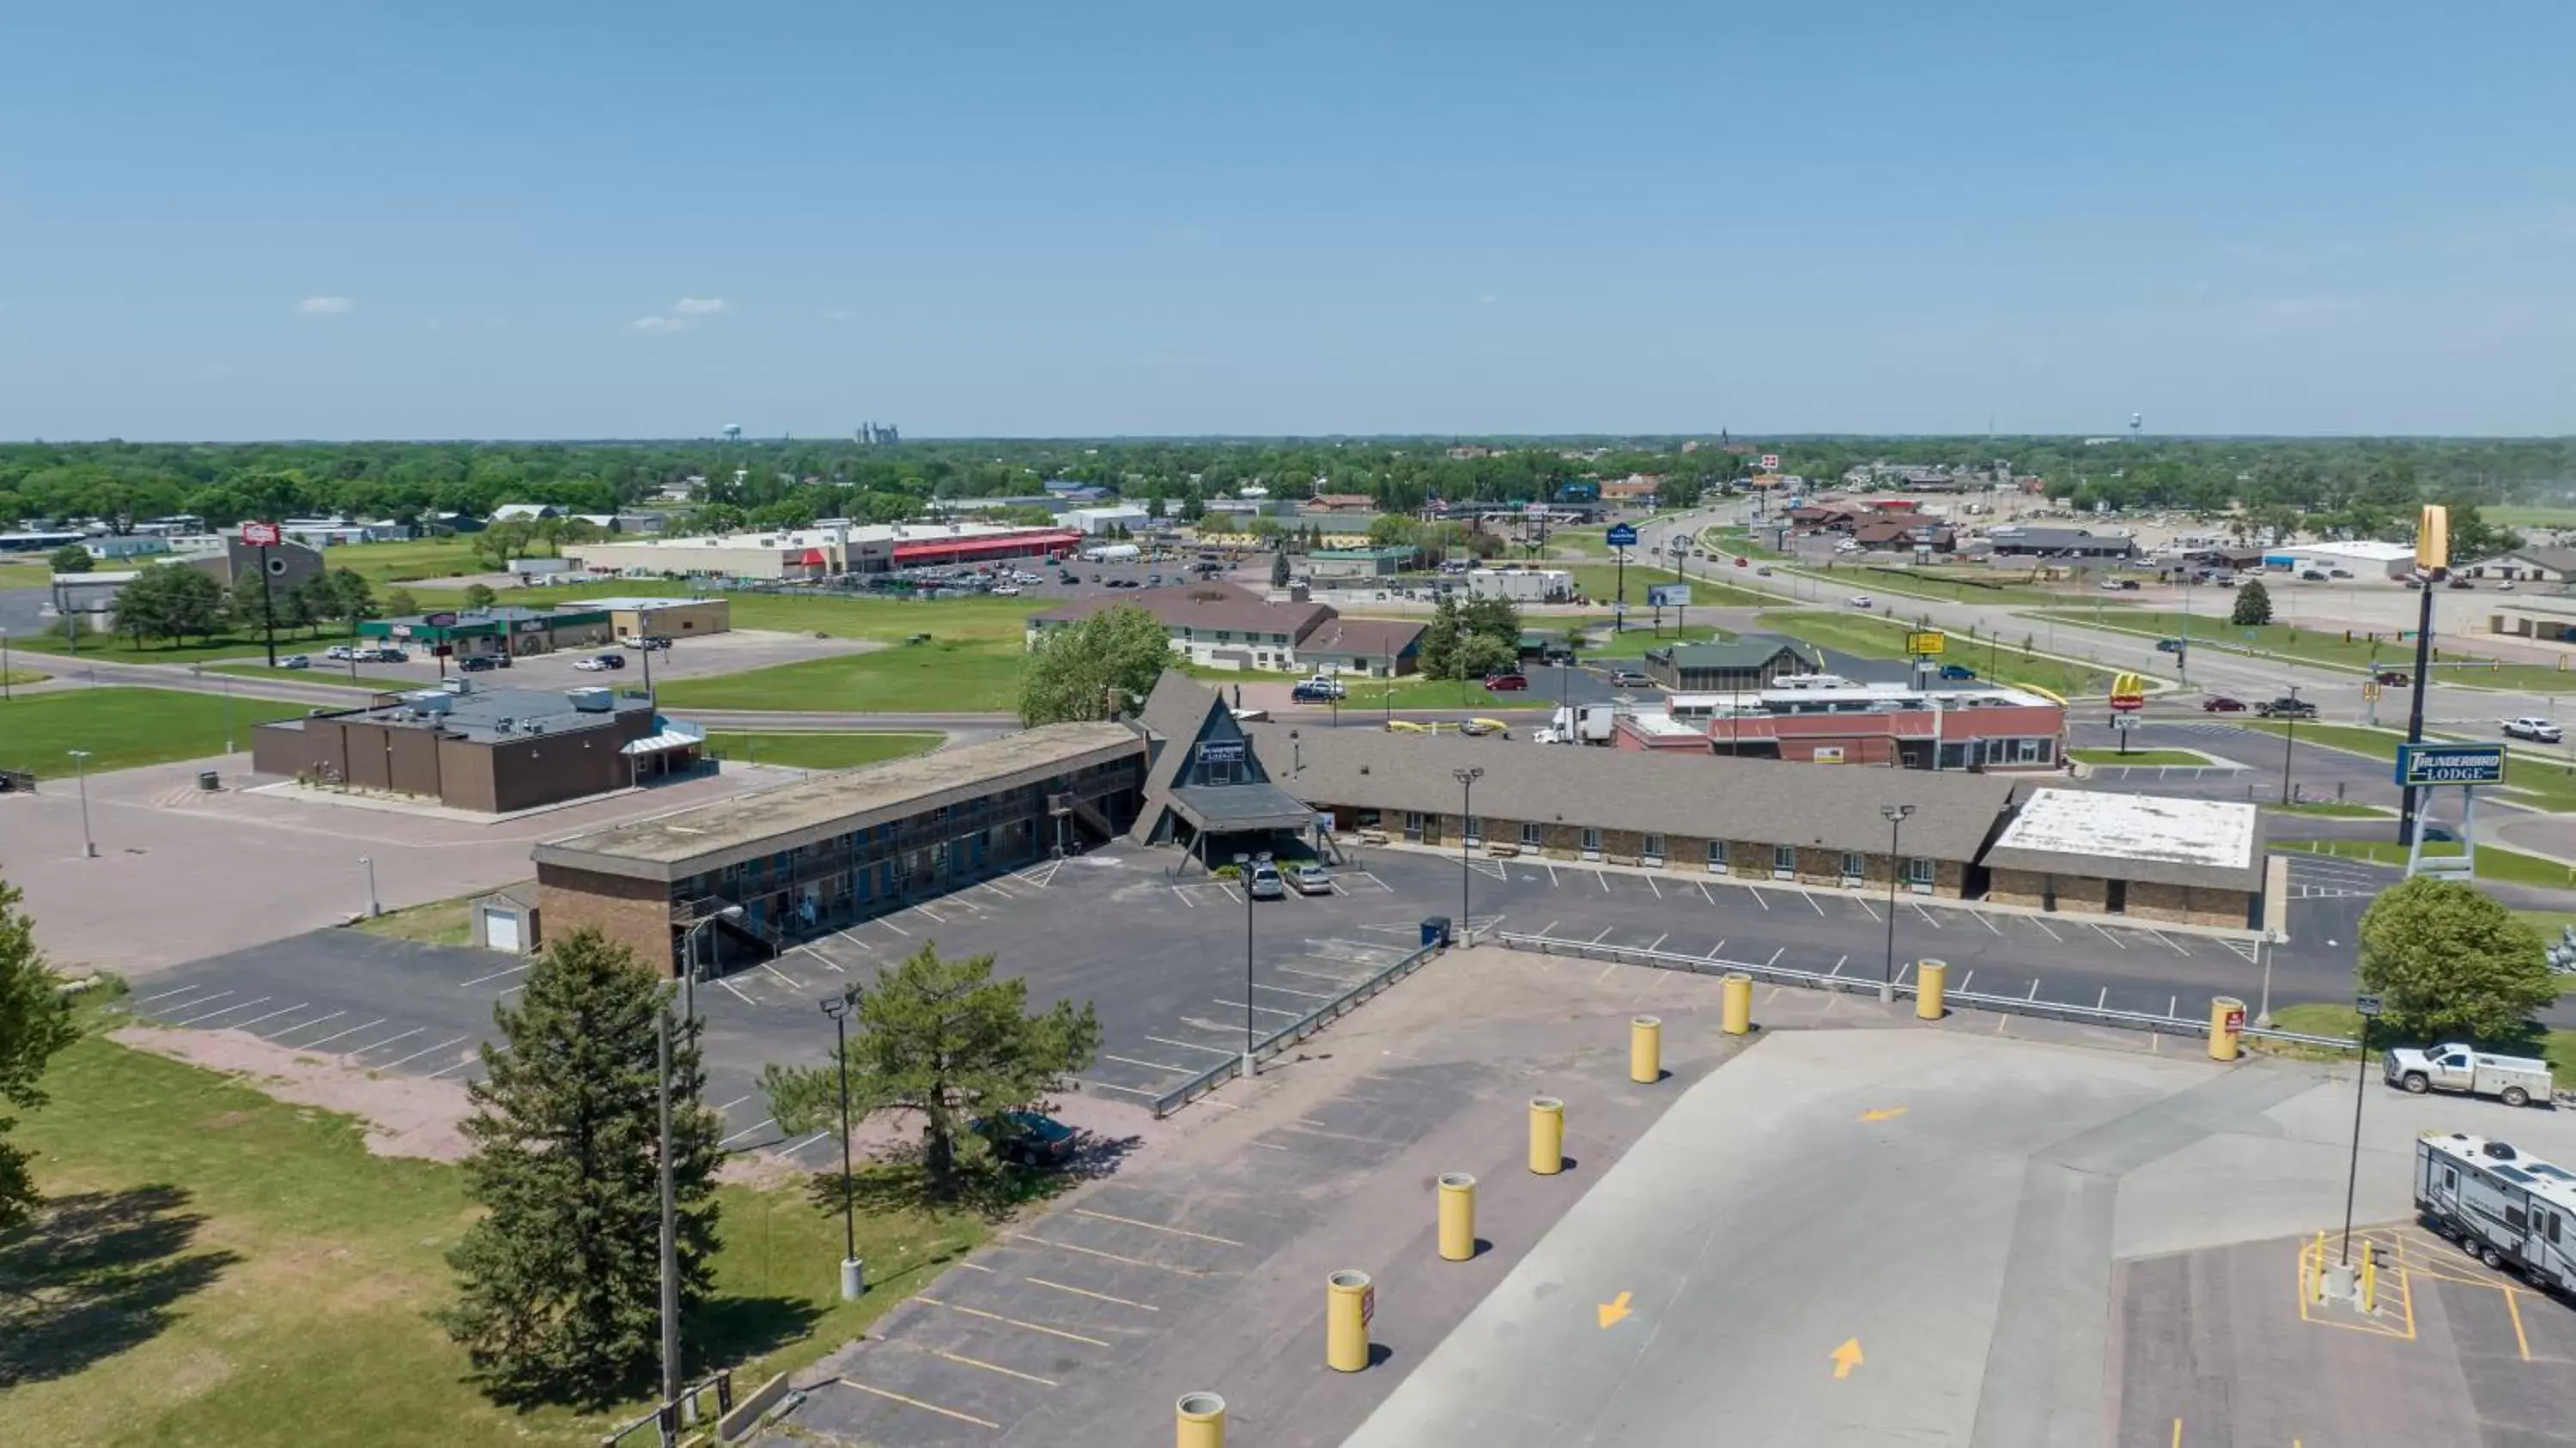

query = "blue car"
[1938,664,1977,680]
[969,1110,1078,1168]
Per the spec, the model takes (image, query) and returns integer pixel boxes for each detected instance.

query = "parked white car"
[2386,1044,2554,1108]
[2502,717,2563,743]
[1847,594,1874,609]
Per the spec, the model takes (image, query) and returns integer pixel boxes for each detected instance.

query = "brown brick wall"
[535,863,675,970]
[2128,880,2257,928]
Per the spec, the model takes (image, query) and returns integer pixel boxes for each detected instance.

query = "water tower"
[722,423,742,443]
[2128,412,2142,445]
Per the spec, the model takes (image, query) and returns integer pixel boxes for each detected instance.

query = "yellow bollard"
[2208,995,2246,1062]
[1720,973,1753,1035]
[2361,1249,2379,1313]
[1437,1173,1477,1262]
[1630,1016,1662,1084]
[1915,959,1947,1020]
[1528,1096,1564,1175]
[1176,1391,1226,1448]
[1326,1270,1372,1372]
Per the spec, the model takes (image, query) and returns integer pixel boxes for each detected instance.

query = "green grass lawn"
[2264,800,2391,818]
[1755,609,2121,700]
[9,625,367,666]
[2483,506,2576,530]
[2070,747,2213,766]
[2038,609,2576,692]
[1562,563,1771,611]
[0,687,307,777]
[702,731,945,770]
[3,1014,990,1448]
[2265,1001,2576,1079]
[1703,526,1788,561]
[2269,837,2576,890]
[1798,562,2086,609]
[1343,675,1552,711]
[355,892,483,947]
[1,666,45,687]
[659,640,1024,713]
[318,537,495,587]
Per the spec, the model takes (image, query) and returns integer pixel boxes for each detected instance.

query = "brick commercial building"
[361,605,617,663]
[1656,678,2069,771]
[531,724,1144,970]
[252,682,686,812]
[1980,788,2264,927]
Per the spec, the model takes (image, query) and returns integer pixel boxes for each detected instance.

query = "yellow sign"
[1905,631,1947,656]
[2417,504,2449,572]
[1859,1106,1910,1123]
[1831,1338,1865,1379]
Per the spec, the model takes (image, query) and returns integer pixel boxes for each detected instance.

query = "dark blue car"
[970,1110,1077,1168]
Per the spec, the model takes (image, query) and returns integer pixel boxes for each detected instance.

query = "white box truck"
[2385,1043,2555,1108]
[2415,1132,2576,1291]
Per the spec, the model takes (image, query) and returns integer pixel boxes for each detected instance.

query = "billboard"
[1760,453,1780,470]
[1605,523,1640,549]
[1904,631,1946,656]
[2396,742,2506,788]
[1647,583,1691,608]
[240,520,282,547]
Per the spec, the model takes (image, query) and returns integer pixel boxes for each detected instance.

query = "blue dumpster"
[1422,916,1452,949]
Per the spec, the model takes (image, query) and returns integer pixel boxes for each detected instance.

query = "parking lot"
[281,625,878,692]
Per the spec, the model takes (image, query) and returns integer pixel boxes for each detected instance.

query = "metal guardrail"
[1146,937,1443,1116]
[1485,931,2361,1052]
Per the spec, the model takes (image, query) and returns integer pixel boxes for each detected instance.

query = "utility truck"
[2385,1043,2555,1109]
[2414,1132,2576,1292]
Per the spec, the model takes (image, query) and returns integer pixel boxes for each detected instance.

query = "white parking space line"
[1801,891,1825,916]
[225,1001,313,1033]
[1909,903,1941,929]
[758,961,805,990]
[2097,987,2110,1010]
[1645,876,1662,899]
[2089,923,2129,950]
[1536,919,1559,938]
[1826,955,1848,977]
[2029,917,2063,942]
[140,983,222,1006]
[877,916,911,936]
[460,963,532,989]
[978,879,1022,899]
[1853,897,1880,922]
[1103,1053,1192,1075]
[428,1048,497,1080]
[1212,998,1303,1018]
[346,1026,427,1057]
[1958,970,1975,991]
[1181,1016,1251,1037]
[1251,981,1337,999]
[777,1131,833,1157]
[1595,871,1611,891]
[1219,884,1244,904]
[1643,933,1668,953]
[715,1095,753,1113]
[1699,881,1717,904]
[716,977,758,1007]
[298,1018,390,1050]
[2148,928,2191,956]
[1969,910,2002,935]
[1146,1035,1240,1056]
[378,1035,471,1072]
[718,1116,778,1147]
[1765,947,1784,967]
[264,1010,344,1040]
[1704,940,1727,959]
[1748,886,1771,911]
[1076,1078,1160,1098]
[914,904,949,923]
[1275,964,1363,984]
[149,989,232,1016]
[173,995,273,1027]
[1171,885,1196,908]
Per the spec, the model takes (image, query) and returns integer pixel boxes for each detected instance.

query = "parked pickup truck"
[2386,1043,2555,1108]
[1291,676,1346,702]
[2501,717,2563,743]
[2255,697,2318,719]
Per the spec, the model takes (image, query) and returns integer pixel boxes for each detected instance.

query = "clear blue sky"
[5,2,2571,440]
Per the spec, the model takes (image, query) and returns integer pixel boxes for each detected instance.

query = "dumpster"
[197,770,221,792]
[1421,916,1452,949]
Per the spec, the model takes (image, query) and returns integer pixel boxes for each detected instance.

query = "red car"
[2202,696,2246,713]
[2373,670,2410,686]
[1483,672,1528,691]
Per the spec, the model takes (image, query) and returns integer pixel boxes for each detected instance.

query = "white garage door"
[483,908,521,954]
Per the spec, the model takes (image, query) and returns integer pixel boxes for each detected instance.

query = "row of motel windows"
[1400,813,1935,888]
[673,767,1127,901]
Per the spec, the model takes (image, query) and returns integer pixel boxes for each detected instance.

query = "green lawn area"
[0,687,307,778]
[10,624,365,666]
[2484,506,2576,530]
[2070,747,2213,766]
[1563,563,1771,610]
[2038,609,2576,691]
[2239,720,2576,813]
[2264,800,2391,818]
[2269,837,2576,890]
[317,537,494,587]
[355,892,483,947]
[1345,675,1552,712]
[1703,526,1787,561]
[702,731,945,770]
[1755,610,2121,700]
[659,640,1024,713]
[1801,562,2086,609]
[2,666,44,687]
[2265,1001,2576,1079]
[3,1013,990,1448]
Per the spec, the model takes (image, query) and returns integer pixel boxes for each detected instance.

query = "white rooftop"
[569,520,1066,551]
[2284,539,2417,562]
[1993,787,2257,871]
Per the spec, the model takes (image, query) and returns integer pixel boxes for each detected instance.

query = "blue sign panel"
[1605,523,1640,548]
[2396,742,2506,788]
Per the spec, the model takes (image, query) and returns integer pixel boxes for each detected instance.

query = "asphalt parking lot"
[280,625,876,692]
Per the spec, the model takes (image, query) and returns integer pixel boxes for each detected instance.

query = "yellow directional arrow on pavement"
[1831,1338,1864,1378]
[1597,1292,1633,1329]
[1859,1106,1910,1123]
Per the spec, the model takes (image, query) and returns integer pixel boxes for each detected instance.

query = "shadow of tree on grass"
[0,1184,239,1389]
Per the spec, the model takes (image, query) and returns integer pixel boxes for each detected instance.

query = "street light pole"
[2340,1000,2381,1266]
[819,987,863,1300]
[70,749,96,858]
[1236,852,1255,1082]
[2279,685,2301,806]
[656,1007,678,1430]
[1453,767,1483,943]
[1880,804,1913,1004]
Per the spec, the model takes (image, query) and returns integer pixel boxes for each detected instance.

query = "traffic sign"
[2355,994,2384,1019]
[1605,523,1639,549]
[240,520,281,547]
[2396,742,2506,788]
[1904,631,1946,656]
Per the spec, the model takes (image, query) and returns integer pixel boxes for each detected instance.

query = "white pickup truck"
[2385,1043,2555,1108]
[2501,717,2563,743]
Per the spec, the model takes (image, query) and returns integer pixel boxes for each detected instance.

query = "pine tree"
[1419,593,1464,678]
[438,929,722,1407]
[2231,578,2273,627]
[0,876,79,1232]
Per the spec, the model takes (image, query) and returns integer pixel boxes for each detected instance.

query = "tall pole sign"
[240,520,283,667]
[2397,505,2447,847]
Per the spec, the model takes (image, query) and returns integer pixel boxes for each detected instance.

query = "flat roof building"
[562,521,1081,580]
[252,682,683,813]
[1029,582,1424,675]
[361,605,616,661]
[1982,788,2263,926]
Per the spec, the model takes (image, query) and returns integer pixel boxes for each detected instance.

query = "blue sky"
[4,2,2571,440]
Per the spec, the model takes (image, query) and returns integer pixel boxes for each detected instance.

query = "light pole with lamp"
[1879,804,1912,1004]
[70,749,96,858]
[358,855,380,916]
[2339,994,2385,1272]
[818,985,865,1301]
[1453,767,1483,942]
[2278,685,2301,805]
[681,904,746,1023]
[660,900,740,1429]
[2,625,11,702]
[1235,852,1256,1082]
